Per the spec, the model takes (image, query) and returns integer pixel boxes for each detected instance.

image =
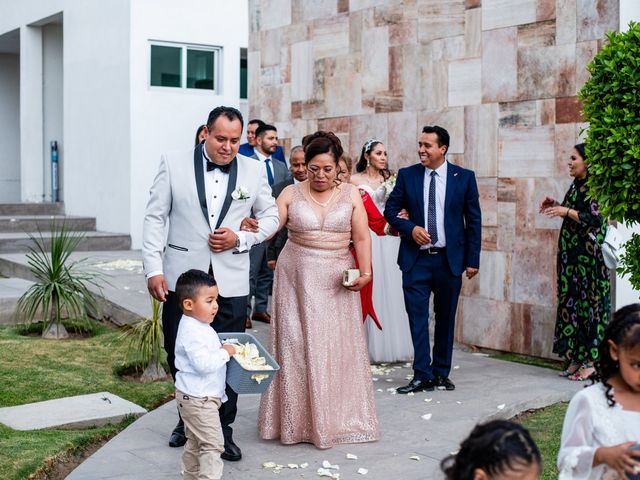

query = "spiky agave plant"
[16,223,102,339]
[118,297,167,382]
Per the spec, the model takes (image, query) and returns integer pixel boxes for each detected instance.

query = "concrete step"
[0,277,34,324]
[0,231,131,254]
[0,203,64,216]
[0,215,96,233]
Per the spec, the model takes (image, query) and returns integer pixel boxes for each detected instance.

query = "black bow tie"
[206,161,231,173]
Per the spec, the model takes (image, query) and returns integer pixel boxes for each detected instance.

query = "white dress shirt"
[174,314,230,400]
[422,161,448,249]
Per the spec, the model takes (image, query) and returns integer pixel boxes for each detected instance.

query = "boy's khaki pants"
[176,390,224,480]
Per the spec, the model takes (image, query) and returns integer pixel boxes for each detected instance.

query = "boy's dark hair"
[441,420,541,479]
[206,106,244,131]
[422,125,450,155]
[594,303,640,406]
[175,269,217,308]
[255,123,277,138]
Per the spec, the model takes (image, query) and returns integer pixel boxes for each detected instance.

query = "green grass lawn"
[0,322,174,480]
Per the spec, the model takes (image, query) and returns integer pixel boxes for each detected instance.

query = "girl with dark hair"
[350,139,413,363]
[540,143,611,381]
[558,303,640,479]
[441,420,541,480]
[258,131,379,449]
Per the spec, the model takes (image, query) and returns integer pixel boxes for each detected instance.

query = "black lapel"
[215,157,238,229]
[194,143,210,228]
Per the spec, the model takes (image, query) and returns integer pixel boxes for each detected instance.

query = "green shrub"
[579,22,640,290]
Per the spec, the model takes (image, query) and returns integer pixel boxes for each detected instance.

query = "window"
[149,42,220,92]
[240,48,248,99]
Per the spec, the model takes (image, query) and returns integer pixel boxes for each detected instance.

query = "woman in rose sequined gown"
[258,132,379,449]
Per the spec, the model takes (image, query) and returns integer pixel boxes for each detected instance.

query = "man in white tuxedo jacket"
[142,106,279,461]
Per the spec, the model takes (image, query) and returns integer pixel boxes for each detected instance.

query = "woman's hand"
[543,206,570,218]
[240,217,259,233]
[397,209,409,220]
[539,196,558,213]
[343,274,372,292]
[594,442,640,478]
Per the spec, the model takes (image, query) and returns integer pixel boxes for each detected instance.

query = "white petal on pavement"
[322,460,339,470]
[358,468,369,475]
[409,455,421,461]
[421,413,432,420]
[263,462,277,469]
[424,398,432,402]
[497,404,506,410]
[346,453,358,460]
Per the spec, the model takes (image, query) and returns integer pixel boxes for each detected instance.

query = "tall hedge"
[579,22,640,292]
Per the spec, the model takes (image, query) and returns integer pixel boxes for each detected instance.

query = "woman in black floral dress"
[540,143,610,381]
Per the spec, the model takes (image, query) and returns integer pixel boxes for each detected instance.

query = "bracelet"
[565,208,570,217]
[361,272,372,276]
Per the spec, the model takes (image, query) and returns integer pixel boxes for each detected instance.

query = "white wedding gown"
[359,184,414,363]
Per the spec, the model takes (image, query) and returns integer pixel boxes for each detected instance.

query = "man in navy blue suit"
[384,125,481,393]
[238,119,286,164]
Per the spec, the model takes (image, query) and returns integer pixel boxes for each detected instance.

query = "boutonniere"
[453,172,459,177]
[231,186,251,200]
[382,173,397,199]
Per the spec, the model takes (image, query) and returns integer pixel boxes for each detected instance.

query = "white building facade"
[0,0,248,247]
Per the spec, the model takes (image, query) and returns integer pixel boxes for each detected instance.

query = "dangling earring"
[367,160,370,167]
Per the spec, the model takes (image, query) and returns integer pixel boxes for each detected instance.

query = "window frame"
[148,40,222,93]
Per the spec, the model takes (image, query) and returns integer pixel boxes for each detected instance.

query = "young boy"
[174,269,236,480]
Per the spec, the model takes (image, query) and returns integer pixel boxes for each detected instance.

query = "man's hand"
[267,260,276,270]
[222,344,236,356]
[147,274,168,302]
[411,226,431,246]
[465,267,479,279]
[240,217,259,233]
[208,228,238,253]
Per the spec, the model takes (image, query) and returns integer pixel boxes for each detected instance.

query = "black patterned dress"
[552,177,611,364]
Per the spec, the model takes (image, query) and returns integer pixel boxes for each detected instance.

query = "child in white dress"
[558,303,640,480]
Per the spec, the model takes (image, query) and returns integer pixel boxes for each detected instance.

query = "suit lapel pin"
[453,173,459,176]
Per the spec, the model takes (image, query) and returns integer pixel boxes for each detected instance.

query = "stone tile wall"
[248,0,619,358]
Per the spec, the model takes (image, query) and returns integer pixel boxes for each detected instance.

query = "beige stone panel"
[428,60,449,111]
[536,99,555,125]
[362,26,390,94]
[465,103,499,178]
[497,201,516,252]
[449,58,481,107]
[293,0,337,22]
[325,73,364,118]
[417,0,465,43]
[554,122,577,176]
[348,113,388,160]
[499,101,537,128]
[478,178,498,227]
[260,29,281,67]
[389,20,418,47]
[260,66,281,87]
[556,0,577,46]
[534,176,572,230]
[498,125,555,178]
[518,44,575,100]
[537,0,556,21]
[350,0,401,10]
[418,107,464,155]
[259,84,291,125]
[249,0,260,33]
[530,304,556,358]
[465,7,481,57]
[575,40,598,93]
[289,119,319,146]
[282,22,312,45]
[482,0,537,30]
[482,27,518,103]
[576,0,619,42]
[388,111,418,170]
[512,229,557,306]
[260,0,292,30]
[312,14,350,59]
[431,35,466,62]
[400,44,422,112]
[291,41,314,102]
[249,32,260,52]
[281,46,291,84]
[576,122,588,141]
[248,51,261,103]
[477,250,511,302]
[458,296,512,351]
[517,20,556,48]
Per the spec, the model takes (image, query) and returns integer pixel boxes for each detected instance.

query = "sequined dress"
[258,183,380,448]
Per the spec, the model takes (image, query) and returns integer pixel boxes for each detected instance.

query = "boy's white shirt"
[174,314,230,401]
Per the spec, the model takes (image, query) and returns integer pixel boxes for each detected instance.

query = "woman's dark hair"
[195,124,206,146]
[574,143,587,161]
[355,139,391,180]
[594,303,640,406]
[302,131,343,164]
[441,420,541,480]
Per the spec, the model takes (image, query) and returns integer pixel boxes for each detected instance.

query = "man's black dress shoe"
[435,376,455,391]
[396,379,435,394]
[221,438,242,461]
[169,420,187,448]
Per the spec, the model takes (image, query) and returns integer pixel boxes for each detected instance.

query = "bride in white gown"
[350,139,413,363]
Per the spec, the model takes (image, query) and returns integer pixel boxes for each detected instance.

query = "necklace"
[308,184,337,208]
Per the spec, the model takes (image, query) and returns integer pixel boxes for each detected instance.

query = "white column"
[19,25,44,203]
[615,0,640,307]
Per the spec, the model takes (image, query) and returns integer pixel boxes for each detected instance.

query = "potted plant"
[16,223,102,339]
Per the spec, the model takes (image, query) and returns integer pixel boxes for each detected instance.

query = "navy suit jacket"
[384,162,481,276]
[239,143,286,163]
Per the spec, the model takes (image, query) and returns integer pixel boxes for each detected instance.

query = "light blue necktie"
[427,170,438,244]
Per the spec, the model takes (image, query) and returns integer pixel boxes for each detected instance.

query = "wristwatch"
[235,236,241,249]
